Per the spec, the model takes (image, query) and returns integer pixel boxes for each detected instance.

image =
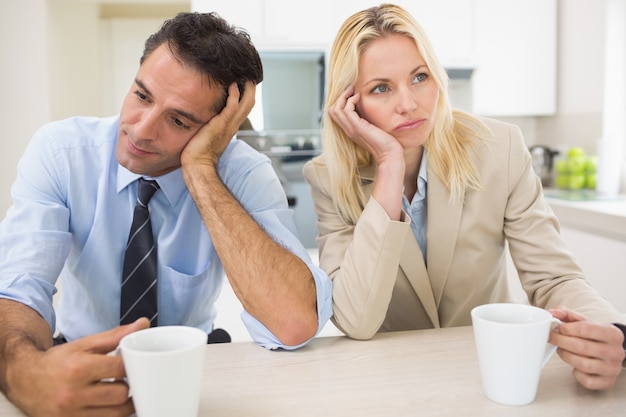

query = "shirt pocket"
[157,260,223,327]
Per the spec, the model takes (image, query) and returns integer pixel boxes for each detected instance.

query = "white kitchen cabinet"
[545,198,626,313]
[261,0,362,48]
[391,0,475,67]
[472,0,557,116]
[558,226,626,313]
[195,0,556,116]
[192,0,363,49]
[195,0,474,63]
[191,0,264,42]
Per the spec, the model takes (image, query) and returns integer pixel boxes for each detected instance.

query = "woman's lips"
[395,119,425,132]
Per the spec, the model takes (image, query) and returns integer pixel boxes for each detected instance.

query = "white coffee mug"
[120,326,207,417]
[471,303,561,406]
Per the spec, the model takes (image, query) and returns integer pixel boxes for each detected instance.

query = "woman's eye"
[413,73,428,83]
[372,84,389,94]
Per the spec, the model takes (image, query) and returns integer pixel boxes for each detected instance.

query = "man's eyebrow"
[172,108,205,126]
[135,78,206,125]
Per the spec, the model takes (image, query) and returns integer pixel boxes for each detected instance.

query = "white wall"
[536,0,607,151]
[0,1,102,215]
[0,0,51,216]
[47,2,102,120]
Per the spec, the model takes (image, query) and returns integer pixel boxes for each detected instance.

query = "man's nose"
[133,108,159,141]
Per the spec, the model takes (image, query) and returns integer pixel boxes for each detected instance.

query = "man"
[0,12,332,417]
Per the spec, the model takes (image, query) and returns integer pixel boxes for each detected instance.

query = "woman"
[303,4,625,390]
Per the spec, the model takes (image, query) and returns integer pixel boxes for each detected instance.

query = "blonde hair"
[323,3,490,224]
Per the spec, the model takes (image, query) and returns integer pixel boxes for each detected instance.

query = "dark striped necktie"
[120,178,160,326]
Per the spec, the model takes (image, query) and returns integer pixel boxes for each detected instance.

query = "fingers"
[28,321,149,415]
[73,317,150,355]
[552,320,625,363]
[238,80,257,113]
[66,318,150,382]
[55,386,135,417]
[572,368,621,391]
[549,319,625,390]
[329,87,361,136]
[221,81,256,130]
[183,80,256,166]
[77,380,133,409]
[548,306,586,323]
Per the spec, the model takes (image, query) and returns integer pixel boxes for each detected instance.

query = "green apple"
[568,174,586,190]
[567,146,586,159]
[565,157,587,175]
[585,155,598,174]
[555,159,568,174]
[556,173,586,190]
[556,174,570,189]
[586,173,597,189]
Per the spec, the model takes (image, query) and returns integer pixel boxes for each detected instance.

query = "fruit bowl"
[554,147,597,190]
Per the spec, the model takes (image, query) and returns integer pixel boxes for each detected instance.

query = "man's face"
[116,44,224,177]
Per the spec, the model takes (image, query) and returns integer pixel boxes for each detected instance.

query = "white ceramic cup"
[471,303,561,406]
[119,326,207,417]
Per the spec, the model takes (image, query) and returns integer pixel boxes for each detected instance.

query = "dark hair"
[141,12,263,110]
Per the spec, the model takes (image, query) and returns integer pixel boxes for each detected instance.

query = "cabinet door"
[392,0,474,67]
[194,0,361,48]
[263,0,365,48]
[473,0,557,116]
[191,0,264,41]
[559,226,626,313]
[194,1,474,60]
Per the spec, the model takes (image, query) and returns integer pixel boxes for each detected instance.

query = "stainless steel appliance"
[237,130,321,248]
[529,145,560,186]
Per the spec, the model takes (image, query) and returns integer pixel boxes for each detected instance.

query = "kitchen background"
[2,0,626,217]
[1,0,625,340]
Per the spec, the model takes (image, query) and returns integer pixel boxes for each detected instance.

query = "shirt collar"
[417,149,428,192]
[117,164,188,207]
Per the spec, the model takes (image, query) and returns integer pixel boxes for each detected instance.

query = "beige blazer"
[304,117,626,339]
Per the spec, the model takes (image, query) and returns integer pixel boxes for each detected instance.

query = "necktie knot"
[137,178,159,208]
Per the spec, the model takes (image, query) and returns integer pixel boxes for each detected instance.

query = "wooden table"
[1,326,624,416]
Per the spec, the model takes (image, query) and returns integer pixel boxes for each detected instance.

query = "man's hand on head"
[181,81,257,168]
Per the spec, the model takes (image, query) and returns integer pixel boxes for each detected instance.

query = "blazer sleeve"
[303,158,411,339]
[501,122,626,324]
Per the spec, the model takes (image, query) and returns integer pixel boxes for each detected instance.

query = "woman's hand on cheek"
[330,87,403,165]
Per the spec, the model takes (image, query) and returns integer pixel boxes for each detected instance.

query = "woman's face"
[354,34,439,149]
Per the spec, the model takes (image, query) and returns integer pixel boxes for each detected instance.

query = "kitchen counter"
[544,189,626,242]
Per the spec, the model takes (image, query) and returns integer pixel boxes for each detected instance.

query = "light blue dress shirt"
[402,151,428,260]
[0,116,332,350]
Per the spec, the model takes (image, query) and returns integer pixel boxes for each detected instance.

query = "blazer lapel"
[399,237,440,328]
[360,163,441,328]
[426,167,464,305]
